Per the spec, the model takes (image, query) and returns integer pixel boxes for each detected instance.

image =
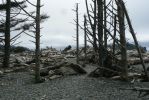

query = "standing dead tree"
[85,0,97,53]
[84,15,87,65]
[14,0,49,83]
[117,0,128,79]
[116,0,149,80]
[4,0,11,68]
[0,0,28,68]
[97,0,104,66]
[73,3,79,64]
[76,3,79,64]
[83,0,148,80]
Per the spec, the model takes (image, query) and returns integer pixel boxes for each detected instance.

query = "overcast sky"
[14,0,149,49]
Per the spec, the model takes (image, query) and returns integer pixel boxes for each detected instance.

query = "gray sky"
[15,0,149,49]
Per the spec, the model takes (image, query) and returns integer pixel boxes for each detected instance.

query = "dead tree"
[93,0,97,52]
[14,0,49,83]
[97,0,104,66]
[75,3,79,64]
[103,0,107,49]
[117,0,128,79]
[0,1,29,68]
[112,15,117,55]
[117,0,149,80]
[34,0,41,83]
[3,0,11,68]
[81,0,147,80]
[84,15,87,65]
[85,0,97,53]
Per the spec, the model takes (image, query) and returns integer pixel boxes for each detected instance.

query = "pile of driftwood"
[0,47,87,80]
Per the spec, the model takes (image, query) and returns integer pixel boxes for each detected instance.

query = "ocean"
[139,41,149,51]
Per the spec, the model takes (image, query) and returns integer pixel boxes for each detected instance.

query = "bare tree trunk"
[93,0,97,52]
[104,0,107,49]
[3,0,11,68]
[97,0,104,66]
[117,0,128,79]
[84,15,87,65]
[118,0,149,80]
[112,15,117,56]
[76,3,79,64]
[35,0,41,83]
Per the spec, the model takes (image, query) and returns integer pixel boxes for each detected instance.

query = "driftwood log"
[120,87,149,97]
[128,58,149,65]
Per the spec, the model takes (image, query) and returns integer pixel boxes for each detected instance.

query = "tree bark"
[97,0,104,66]
[76,3,79,64]
[35,0,41,83]
[117,0,128,79]
[118,0,149,80]
[3,0,11,68]
[112,15,117,56]
[104,0,107,49]
[93,0,97,52]
[84,15,87,65]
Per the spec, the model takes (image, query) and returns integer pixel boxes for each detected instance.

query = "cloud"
[10,0,149,48]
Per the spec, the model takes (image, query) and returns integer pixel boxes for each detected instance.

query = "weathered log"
[47,61,68,70]
[68,63,87,74]
[41,62,87,77]
[88,65,122,78]
[120,87,149,97]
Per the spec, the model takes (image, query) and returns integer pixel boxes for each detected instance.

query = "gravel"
[0,72,149,100]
